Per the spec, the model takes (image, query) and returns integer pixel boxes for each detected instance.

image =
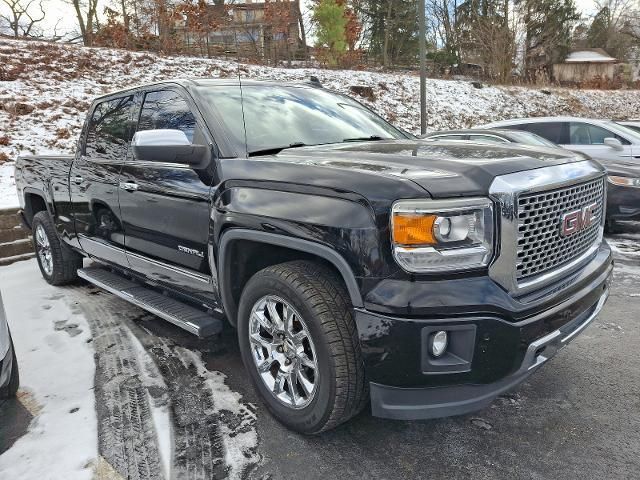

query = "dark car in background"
[0,292,19,399]
[605,163,640,230]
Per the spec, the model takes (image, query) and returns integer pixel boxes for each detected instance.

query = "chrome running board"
[78,266,223,337]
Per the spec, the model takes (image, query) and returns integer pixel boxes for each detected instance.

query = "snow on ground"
[1,37,640,166]
[0,162,17,209]
[0,259,98,479]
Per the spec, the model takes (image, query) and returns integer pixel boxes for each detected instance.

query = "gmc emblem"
[560,202,599,237]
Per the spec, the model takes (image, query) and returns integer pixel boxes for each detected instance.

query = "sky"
[3,0,600,41]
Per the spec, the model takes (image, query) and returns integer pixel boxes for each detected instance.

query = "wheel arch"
[22,187,51,228]
[217,229,363,327]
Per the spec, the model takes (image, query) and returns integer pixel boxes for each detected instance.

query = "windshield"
[505,130,558,148]
[610,121,640,140]
[619,123,640,134]
[197,85,407,154]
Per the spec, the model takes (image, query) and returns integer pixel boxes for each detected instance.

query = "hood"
[277,140,591,198]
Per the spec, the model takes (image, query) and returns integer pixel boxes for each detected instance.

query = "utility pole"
[419,0,427,135]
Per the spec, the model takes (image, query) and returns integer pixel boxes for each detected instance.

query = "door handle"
[73,176,83,184]
[119,182,138,191]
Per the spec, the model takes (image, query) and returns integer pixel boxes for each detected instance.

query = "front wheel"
[237,261,368,434]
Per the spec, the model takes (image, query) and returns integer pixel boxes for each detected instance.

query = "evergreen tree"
[587,7,611,49]
[355,0,419,67]
[314,0,348,66]
[521,0,580,76]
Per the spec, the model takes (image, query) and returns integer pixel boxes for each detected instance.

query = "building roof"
[564,49,617,63]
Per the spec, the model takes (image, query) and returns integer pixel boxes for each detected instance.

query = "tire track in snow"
[68,283,260,479]
[128,319,228,480]
[68,286,166,480]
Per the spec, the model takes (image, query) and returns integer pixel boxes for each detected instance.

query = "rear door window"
[137,90,197,142]
[85,95,135,160]
[521,122,568,144]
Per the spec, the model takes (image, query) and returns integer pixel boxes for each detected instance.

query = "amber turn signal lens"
[392,214,437,245]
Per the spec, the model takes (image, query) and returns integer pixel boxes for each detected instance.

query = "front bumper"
[356,244,613,420]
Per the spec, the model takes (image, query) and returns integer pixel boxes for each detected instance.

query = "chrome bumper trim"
[515,288,609,376]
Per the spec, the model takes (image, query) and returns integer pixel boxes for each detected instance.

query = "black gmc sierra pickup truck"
[15,79,613,434]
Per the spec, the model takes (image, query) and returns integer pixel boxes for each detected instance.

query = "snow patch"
[565,51,617,63]
[0,259,98,479]
[0,162,18,209]
[176,347,260,480]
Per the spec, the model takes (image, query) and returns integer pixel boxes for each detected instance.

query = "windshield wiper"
[343,135,389,142]
[248,142,308,157]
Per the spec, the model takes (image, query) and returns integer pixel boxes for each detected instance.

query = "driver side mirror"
[132,129,208,165]
[604,137,623,151]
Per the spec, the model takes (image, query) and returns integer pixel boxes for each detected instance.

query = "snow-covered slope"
[1,37,640,208]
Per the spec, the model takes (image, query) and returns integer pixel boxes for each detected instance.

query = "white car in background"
[480,117,640,164]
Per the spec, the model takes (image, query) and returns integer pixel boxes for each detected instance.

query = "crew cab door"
[70,94,134,267]
[118,88,216,299]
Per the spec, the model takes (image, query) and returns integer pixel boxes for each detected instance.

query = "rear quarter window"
[520,122,568,144]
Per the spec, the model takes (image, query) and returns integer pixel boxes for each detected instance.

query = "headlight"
[608,175,640,187]
[391,198,494,273]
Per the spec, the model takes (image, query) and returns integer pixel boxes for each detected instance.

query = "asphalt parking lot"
[1,225,639,480]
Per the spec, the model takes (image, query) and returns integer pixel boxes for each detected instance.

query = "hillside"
[1,36,640,206]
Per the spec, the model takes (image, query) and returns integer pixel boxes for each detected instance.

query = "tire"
[0,335,19,399]
[32,211,83,285]
[237,260,368,434]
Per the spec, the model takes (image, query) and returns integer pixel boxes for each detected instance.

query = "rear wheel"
[32,211,83,285]
[238,260,368,434]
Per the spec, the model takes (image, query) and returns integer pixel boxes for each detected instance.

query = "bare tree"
[0,0,46,37]
[67,0,100,46]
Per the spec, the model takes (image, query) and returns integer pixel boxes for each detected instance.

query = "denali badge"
[178,245,205,258]
[560,202,599,237]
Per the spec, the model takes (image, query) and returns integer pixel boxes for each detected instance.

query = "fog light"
[429,331,448,358]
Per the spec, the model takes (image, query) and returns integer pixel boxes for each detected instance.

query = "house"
[552,49,621,84]
[176,0,305,61]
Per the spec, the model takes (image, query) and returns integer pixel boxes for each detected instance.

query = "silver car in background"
[420,128,560,148]
[480,117,640,164]
[0,291,19,398]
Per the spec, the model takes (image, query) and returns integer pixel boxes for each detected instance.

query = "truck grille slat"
[516,178,604,280]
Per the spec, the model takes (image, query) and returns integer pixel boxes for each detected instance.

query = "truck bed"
[14,154,74,217]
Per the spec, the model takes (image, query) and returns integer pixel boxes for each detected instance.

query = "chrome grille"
[516,178,604,280]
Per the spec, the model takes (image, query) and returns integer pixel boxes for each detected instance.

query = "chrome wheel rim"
[248,295,319,409]
[35,224,53,276]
